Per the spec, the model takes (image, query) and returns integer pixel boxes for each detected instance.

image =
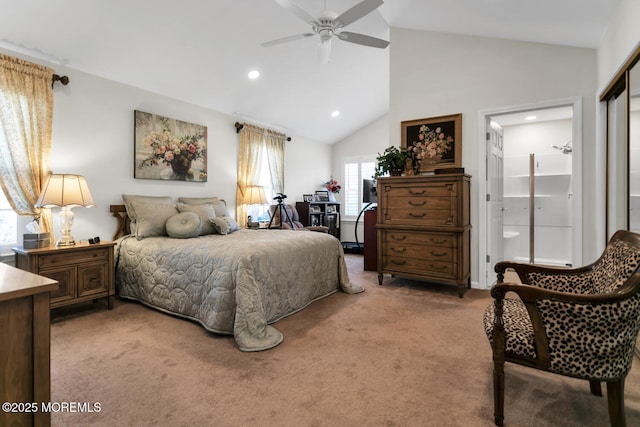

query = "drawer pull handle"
[392,260,406,265]
[391,235,407,241]
[429,239,448,244]
[428,264,448,271]
[409,212,426,218]
[430,251,447,257]
[409,190,426,195]
[445,216,454,224]
[409,201,426,206]
[392,248,406,253]
[89,277,97,282]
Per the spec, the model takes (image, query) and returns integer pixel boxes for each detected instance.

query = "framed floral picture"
[134,110,207,181]
[401,113,462,174]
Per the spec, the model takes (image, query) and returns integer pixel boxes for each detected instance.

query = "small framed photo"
[326,205,337,214]
[310,205,322,214]
[315,190,329,202]
[303,194,313,202]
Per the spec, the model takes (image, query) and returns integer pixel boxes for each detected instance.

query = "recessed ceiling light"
[331,110,340,118]
[525,115,537,121]
[248,70,260,80]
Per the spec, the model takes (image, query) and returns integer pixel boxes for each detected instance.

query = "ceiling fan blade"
[334,0,384,28]
[338,31,389,48]
[274,0,319,27]
[261,33,315,47]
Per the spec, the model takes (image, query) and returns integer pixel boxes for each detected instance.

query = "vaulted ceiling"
[0,0,620,143]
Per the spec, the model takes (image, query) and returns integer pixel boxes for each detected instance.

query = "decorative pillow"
[122,194,172,222]
[210,200,230,217]
[177,196,219,205]
[131,203,178,239]
[176,203,216,235]
[166,212,202,239]
[211,215,240,235]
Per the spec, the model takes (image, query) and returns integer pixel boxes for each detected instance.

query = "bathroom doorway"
[479,98,582,288]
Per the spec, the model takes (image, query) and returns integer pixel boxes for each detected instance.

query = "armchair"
[483,230,640,426]
[268,204,328,233]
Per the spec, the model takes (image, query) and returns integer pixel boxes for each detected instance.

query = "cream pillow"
[166,212,202,239]
[131,203,178,239]
[176,203,216,235]
[177,196,219,205]
[122,194,172,222]
[211,215,239,235]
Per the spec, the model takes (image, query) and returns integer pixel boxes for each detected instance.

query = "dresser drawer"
[383,207,457,226]
[38,248,109,269]
[382,256,456,279]
[383,231,456,247]
[382,181,458,198]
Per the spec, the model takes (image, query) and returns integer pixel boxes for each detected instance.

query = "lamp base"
[56,206,76,247]
[56,235,76,247]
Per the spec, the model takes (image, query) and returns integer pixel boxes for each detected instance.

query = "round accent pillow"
[166,212,202,239]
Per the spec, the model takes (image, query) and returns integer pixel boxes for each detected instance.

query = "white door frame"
[477,97,583,289]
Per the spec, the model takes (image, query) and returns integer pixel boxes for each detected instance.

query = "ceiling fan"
[262,0,390,64]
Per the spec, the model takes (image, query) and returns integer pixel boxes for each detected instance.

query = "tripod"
[268,196,294,229]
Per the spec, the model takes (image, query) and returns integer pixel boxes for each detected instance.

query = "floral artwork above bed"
[134,110,207,182]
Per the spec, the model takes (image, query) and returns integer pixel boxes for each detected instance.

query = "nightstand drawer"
[42,267,76,304]
[78,262,109,297]
[38,248,109,269]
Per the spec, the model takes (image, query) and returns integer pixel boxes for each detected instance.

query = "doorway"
[478,98,583,288]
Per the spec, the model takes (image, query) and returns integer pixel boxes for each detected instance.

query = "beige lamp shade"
[35,174,95,208]
[35,174,95,246]
[243,185,267,205]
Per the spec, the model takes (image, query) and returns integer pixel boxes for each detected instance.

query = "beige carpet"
[49,254,640,426]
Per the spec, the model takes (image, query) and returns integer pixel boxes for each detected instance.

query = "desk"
[0,262,58,427]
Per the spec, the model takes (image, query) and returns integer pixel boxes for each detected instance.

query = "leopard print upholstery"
[526,240,640,294]
[483,298,537,359]
[537,293,640,380]
[485,237,640,380]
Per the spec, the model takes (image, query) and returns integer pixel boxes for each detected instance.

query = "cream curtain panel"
[236,124,286,228]
[265,129,285,195]
[0,53,53,232]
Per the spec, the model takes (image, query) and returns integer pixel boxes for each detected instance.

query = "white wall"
[332,114,389,242]
[597,0,640,91]
[6,56,329,244]
[388,28,597,286]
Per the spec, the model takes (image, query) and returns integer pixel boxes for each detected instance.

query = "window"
[343,157,376,219]
[0,189,17,254]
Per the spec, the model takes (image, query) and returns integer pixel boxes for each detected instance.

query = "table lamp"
[35,174,95,246]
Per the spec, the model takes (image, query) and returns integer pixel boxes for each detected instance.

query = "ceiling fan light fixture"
[318,38,331,64]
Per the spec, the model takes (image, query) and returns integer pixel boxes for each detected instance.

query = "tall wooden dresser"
[376,173,471,297]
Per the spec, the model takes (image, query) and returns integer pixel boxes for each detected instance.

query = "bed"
[111,196,363,352]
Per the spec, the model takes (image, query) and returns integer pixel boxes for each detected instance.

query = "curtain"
[265,129,286,195]
[236,124,266,228]
[0,53,53,232]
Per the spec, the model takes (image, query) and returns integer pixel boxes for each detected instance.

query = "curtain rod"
[52,73,69,88]
[234,122,291,141]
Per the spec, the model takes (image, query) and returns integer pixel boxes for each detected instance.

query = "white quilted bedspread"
[115,229,363,351]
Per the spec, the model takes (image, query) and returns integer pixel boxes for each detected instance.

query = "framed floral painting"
[134,110,207,181]
[401,113,462,174]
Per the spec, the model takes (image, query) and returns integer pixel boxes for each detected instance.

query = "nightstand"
[13,241,116,310]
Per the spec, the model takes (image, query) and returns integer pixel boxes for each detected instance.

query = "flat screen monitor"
[363,179,377,204]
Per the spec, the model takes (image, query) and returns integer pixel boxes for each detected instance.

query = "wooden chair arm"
[491,280,637,305]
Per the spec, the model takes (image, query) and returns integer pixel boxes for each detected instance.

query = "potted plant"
[374,146,415,177]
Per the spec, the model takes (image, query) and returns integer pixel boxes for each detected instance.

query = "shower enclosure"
[499,115,574,267]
